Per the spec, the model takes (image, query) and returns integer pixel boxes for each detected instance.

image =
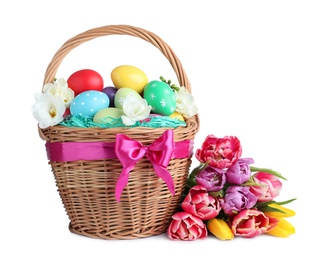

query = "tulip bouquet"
[167,135,296,241]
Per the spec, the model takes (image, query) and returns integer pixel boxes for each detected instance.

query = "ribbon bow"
[115,129,175,201]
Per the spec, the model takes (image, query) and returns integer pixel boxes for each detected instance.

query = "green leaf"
[250,166,287,180]
[256,200,276,209]
[274,198,297,205]
[208,190,224,198]
[260,205,286,214]
[256,199,297,212]
[186,178,196,189]
[242,179,262,186]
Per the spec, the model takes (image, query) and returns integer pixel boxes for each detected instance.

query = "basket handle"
[43,24,191,92]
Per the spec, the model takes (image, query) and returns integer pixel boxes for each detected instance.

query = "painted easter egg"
[143,80,176,116]
[93,107,124,124]
[114,87,142,109]
[102,86,117,107]
[70,90,110,117]
[111,65,148,95]
[67,69,104,96]
[169,111,185,122]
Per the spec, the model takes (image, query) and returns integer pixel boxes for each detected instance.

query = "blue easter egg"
[70,90,110,117]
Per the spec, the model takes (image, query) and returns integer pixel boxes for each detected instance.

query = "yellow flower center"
[49,106,57,118]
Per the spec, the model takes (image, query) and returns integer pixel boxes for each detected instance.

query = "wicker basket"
[38,24,200,239]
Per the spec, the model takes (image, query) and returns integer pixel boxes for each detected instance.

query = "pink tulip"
[167,212,207,241]
[182,185,222,220]
[231,209,278,238]
[250,172,282,202]
[195,135,242,169]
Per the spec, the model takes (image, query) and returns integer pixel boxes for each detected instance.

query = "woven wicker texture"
[39,24,200,239]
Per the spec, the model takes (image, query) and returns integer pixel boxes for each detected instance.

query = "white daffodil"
[121,93,152,126]
[32,92,66,129]
[43,78,74,107]
[175,86,198,118]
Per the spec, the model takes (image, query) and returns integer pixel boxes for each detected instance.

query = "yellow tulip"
[207,218,234,240]
[266,218,295,238]
[265,204,296,218]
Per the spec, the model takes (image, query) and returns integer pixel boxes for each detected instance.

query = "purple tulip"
[221,186,258,215]
[225,158,255,185]
[195,166,226,192]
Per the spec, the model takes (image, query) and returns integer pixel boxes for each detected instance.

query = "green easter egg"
[143,80,176,116]
[114,87,142,109]
[93,107,124,124]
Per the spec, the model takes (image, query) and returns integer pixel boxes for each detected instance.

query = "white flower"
[121,93,152,126]
[43,78,74,108]
[32,92,66,129]
[175,87,198,118]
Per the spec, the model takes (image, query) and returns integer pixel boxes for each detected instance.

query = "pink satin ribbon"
[46,130,193,201]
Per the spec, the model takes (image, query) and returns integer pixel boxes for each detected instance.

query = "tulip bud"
[266,218,295,237]
[207,218,234,240]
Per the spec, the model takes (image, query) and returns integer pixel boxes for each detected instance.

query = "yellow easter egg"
[93,107,124,124]
[169,111,185,122]
[111,65,148,95]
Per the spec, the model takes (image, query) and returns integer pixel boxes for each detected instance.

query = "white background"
[1,0,320,259]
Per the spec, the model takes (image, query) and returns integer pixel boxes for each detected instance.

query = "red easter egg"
[67,69,104,96]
